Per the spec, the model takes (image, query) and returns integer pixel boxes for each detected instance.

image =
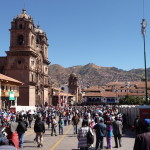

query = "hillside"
[48,63,149,88]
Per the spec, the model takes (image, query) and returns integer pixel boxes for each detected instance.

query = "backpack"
[18,121,27,132]
[87,127,94,145]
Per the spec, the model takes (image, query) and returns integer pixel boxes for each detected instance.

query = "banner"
[9,91,15,100]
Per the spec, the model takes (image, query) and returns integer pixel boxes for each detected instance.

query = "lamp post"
[141,19,148,103]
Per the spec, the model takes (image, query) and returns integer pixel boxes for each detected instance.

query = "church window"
[45,67,47,72]
[19,24,23,29]
[61,87,64,91]
[11,25,14,29]
[45,47,47,55]
[31,60,34,65]
[32,74,34,82]
[18,60,22,64]
[17,35,24,45]
[1,85,4,90]
[36,37,40,44]
[31,36,34,45]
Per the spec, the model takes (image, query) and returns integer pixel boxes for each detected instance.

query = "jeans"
[73,124,78,134]
[28,120,32,128]
[96,136,104,149]
[51,125,57,136]
[114,135,122,147]
[18,132,25,147]
[59,126,63,135]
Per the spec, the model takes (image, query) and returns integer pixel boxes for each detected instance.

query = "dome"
[35,25,44,34]
[70,73,77,78]
[16,9,31,20]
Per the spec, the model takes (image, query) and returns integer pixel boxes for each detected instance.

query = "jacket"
[134,132,150,150]
[34,120,45,133]
[113,120,123,136]
[16,119,28,133]
[93,122,106,137]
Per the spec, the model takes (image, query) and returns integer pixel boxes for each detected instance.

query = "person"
[58,117,64,135]
[27,110,33,128]
[46,114,51,129]
[72,113,80,134]
[7,122,19,149]
[34,115,45,147]
[16,115,28,148]
[89,119,95,129]
[94,114,100,124]
[67,113,71,125]
[77,120,93,150]
[0,127,16,150]
[51,116,57,136]
[112,116,123,148]
[133,115,143,135]
[93,118,106,150]
[0,128,9,145]
[133,119,150,150]
[106,121,113,150]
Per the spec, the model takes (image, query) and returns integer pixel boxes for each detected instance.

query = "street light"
[141,19,148,103]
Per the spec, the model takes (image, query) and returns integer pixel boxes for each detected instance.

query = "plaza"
[22,121,135,150]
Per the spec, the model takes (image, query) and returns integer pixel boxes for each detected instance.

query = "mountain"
[48,63,149,88]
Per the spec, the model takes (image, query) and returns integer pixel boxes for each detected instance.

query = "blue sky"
[0,0,150,71]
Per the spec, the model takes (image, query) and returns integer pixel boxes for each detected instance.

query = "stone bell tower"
[68,73,79,103]
[4,9,50,106]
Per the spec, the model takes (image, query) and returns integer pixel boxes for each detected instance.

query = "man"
[34,115,45,147]
[72,113,80,134]
[134,115,143,135]
[51,116,57,136]
[133,119,150,150]
[112,116,123,148]
[16,115,28,148]
[93,118,106,150]
[27,110,33,128]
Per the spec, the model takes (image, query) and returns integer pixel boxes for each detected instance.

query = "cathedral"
[0,9,50,106]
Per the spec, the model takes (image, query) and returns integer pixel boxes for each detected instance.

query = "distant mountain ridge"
[48,63,150,88]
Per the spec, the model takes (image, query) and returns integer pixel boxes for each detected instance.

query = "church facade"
[0,9,50,106]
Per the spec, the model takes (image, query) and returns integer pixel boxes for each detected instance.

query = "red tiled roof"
[82,85,103,92]
[101,92,117,97]
[84,92,117,98]
[84,92,102,97]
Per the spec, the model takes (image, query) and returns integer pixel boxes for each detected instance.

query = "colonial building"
[51,87,74,107]
[0,9,50,106]
[0,73,23,109]
[83,81,150,105]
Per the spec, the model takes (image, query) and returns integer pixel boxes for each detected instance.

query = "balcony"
[1,90,19,97]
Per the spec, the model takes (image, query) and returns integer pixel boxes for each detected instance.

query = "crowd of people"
[0,105,149,150]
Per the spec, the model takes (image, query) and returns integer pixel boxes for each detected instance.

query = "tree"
[119,95,144,105]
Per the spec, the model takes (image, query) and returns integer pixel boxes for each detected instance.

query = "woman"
[106,121,113,150]
[77,120,93,150]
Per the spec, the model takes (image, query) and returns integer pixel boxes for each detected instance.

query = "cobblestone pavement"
[22,124,135,150]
